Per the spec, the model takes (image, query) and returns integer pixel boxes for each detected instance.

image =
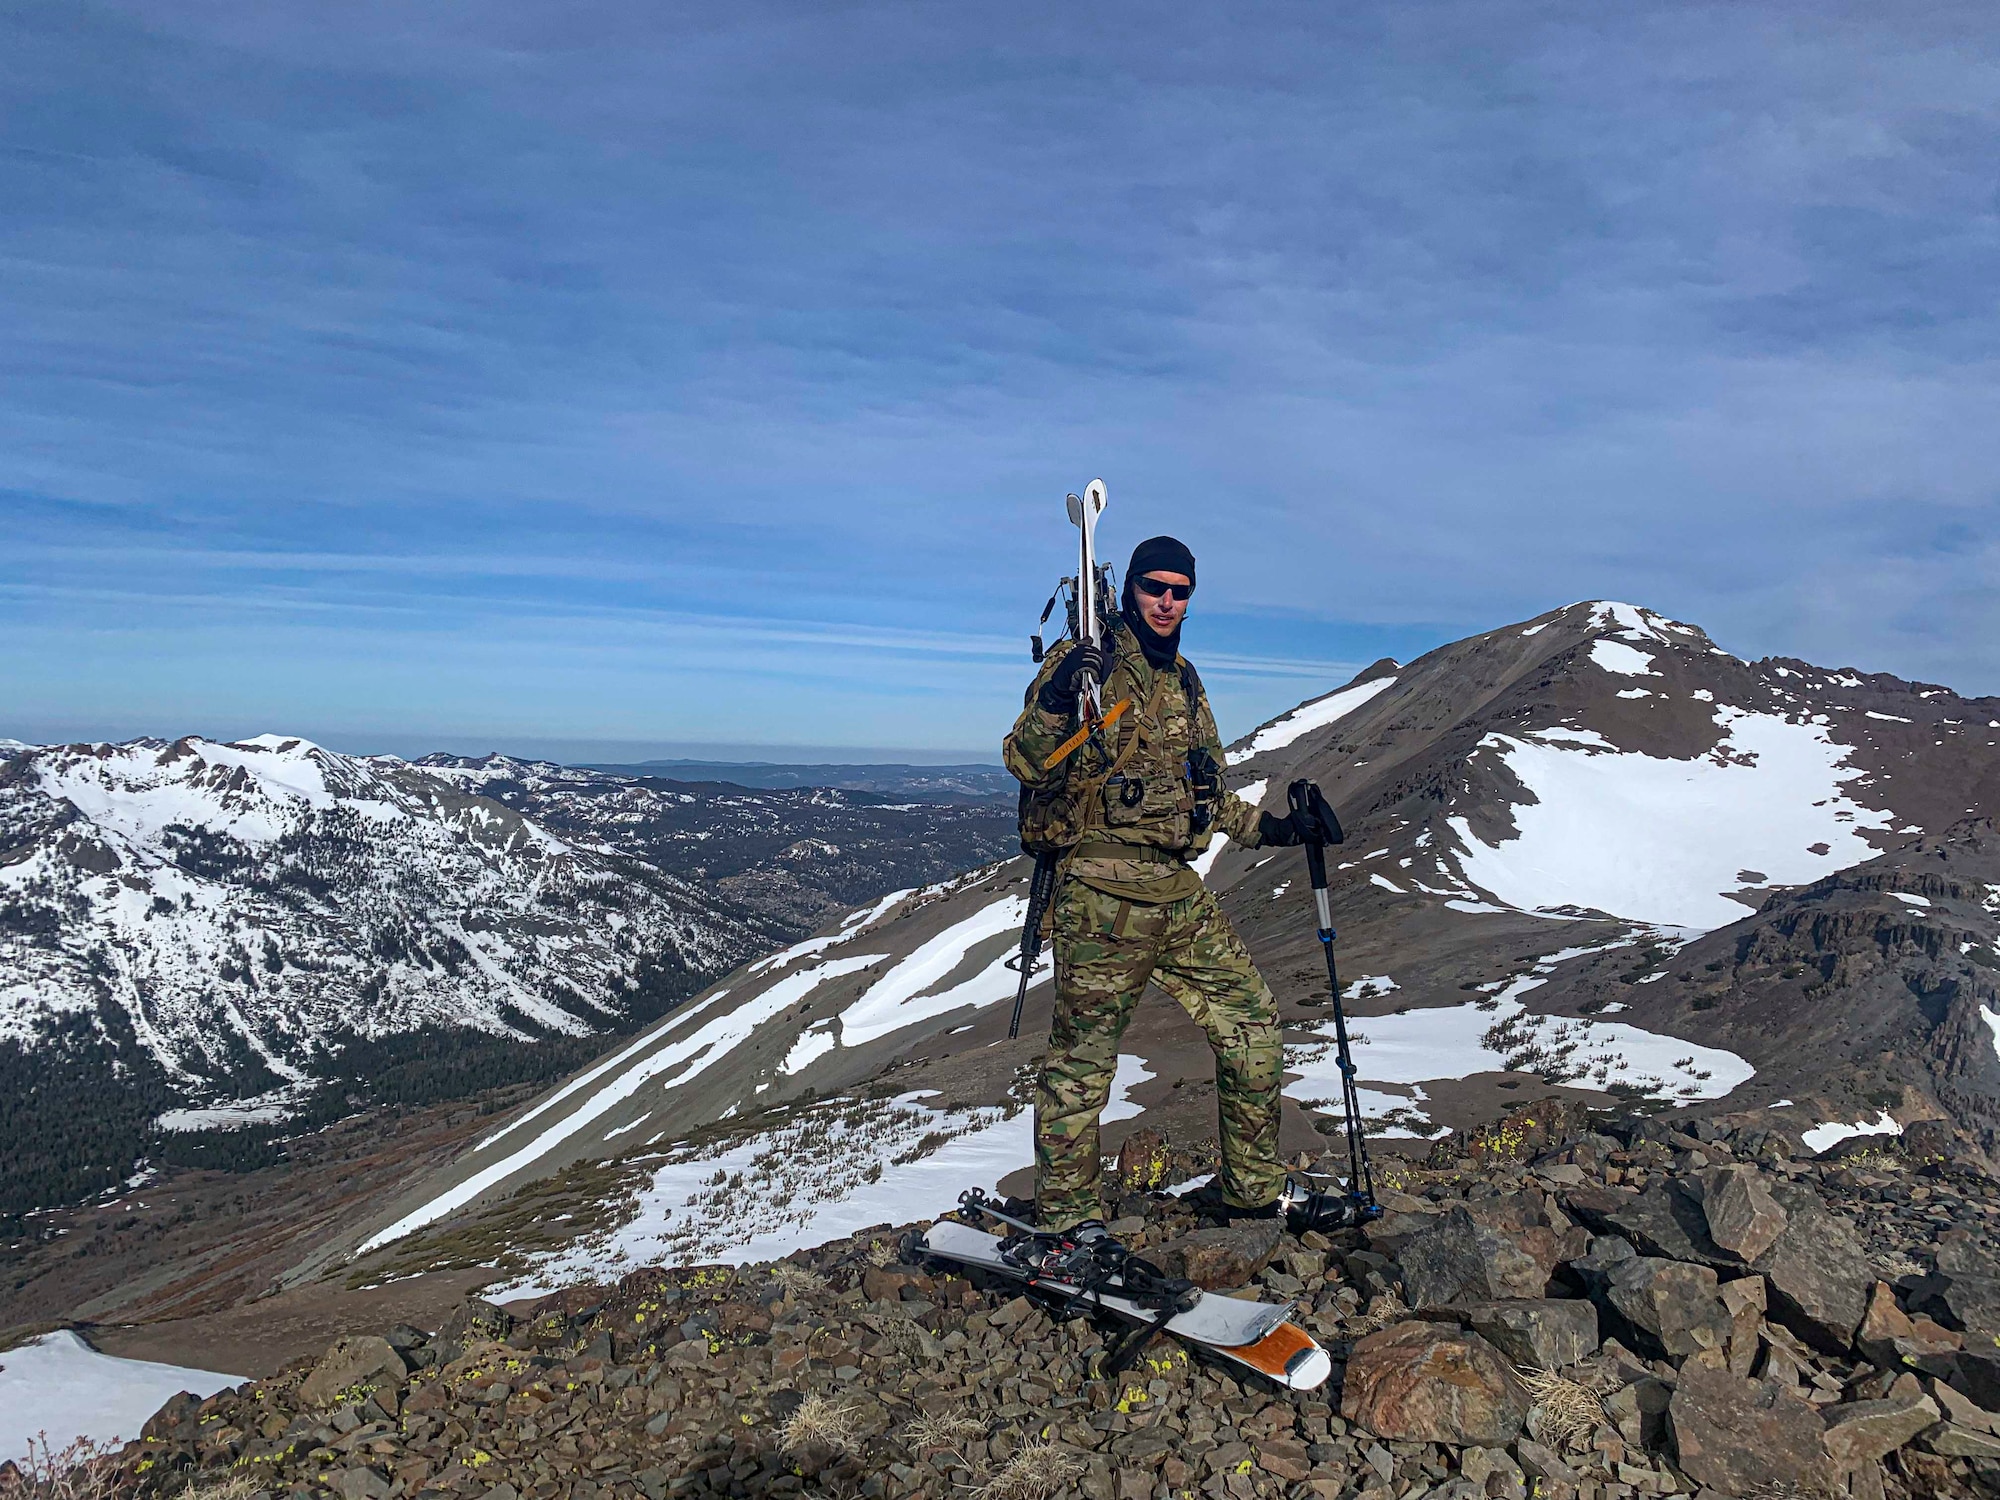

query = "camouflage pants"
[1034,877,1285,1230]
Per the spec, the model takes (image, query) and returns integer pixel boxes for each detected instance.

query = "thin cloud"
[2,0,1996,752]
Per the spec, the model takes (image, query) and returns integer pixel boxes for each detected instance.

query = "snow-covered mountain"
[0,737,770,1083]
[0,737,1015,1211]
[339,601,2000,1291]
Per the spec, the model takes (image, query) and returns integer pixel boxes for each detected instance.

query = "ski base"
[916,1219,1332,1391]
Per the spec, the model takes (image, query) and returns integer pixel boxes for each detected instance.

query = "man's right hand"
[1038,639,1115,715]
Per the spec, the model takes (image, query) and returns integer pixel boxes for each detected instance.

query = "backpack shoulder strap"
[1176,655,1206,709]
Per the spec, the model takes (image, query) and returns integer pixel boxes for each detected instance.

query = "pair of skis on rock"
[915,1190,1333,1391]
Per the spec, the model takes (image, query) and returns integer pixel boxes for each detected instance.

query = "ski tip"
[1217,1321,1334,1391]
[1283,1344,1334,1391]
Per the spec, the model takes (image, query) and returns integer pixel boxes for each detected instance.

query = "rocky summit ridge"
[81,1101,2000,1500]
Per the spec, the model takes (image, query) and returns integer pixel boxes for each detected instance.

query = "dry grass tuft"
[975,1441,1084,1500]
[780,1394,861,1456]
[766,1261,828,1296]
[900,1410,986,1449]
[863,1238,897,1268]
[180,1477,260,1500]
[1350,1292,1408,1333]
[1518,1367,1606,1455]
[0,1434,126,1500]
[1869,1249,1924,1282]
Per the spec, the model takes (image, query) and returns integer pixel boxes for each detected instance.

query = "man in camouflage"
[1004,535,1342,1234]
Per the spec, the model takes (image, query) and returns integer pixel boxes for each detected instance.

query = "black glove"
[1287,780,1345,844]
[1257,810,1306,847]
[1038,639,1115,714]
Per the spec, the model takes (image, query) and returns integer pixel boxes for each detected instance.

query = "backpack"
[1014,656,1199,857]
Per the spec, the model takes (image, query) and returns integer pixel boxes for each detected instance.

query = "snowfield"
[1285,941,1755,1132]
[1449,707,1895,930]
[835,896,1041,1047]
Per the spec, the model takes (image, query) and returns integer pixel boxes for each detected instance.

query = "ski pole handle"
[1288,779,1336,931]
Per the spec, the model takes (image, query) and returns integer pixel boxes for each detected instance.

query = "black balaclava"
[1119,535,1197,670]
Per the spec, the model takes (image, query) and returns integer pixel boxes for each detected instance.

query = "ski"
[913,1196,1332,1392]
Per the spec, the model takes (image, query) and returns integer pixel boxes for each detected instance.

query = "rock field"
[51,1101,2000,1500]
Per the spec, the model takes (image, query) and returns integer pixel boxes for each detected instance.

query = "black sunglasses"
[1133,575,1193,602]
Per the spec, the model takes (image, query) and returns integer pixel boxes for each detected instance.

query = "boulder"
[1687,1165,1787,1262]
[1340,1322,1530,1446]
[861,1266,934,1303]
[1563,1233,1637,1296]
[433,1298,515,1365]
[1918,1423,2000,1459]
[1718,1275,1765,1376]
[1820,1393,1941,1468]
[1399,1204,1558,1308]
[333,1469,390,1500]
[1954,1349,2000,1412]
[1932,1379,2000,1435]
[1737,1181,1874,1353]
[1567,1175,1871,1351]
[1667,1359,1834,1495]
[1115,1127,1170,1191]
[1903,1118,2000,1180]
[1604,1258,1732,1358]
[1461,1298,1598,1371]
[1569,1182,1712,1263]
[1856,1280,1915,1365]
[1922,1240,2000,1340]
[1363,1206,1443,1257]
[298,1335,409,1408]
[1160,1220,1281,1290]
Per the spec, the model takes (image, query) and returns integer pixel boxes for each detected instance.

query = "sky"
[3,2,1996,761]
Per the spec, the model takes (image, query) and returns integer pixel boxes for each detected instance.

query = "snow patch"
[1230,678,1396,765]
[493,1055,1156,1283]
[780,1026,837,1076]
[0,1331,241,1454]
[154,1097,292,1132]
[1287,943,1752,1115]
[1801,1112,1901,1154]
[836,897,1044,1047]
[1590,641,1659,677]
[1891,893,1932,909]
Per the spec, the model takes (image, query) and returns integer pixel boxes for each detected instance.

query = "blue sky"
[3,2,1996,760]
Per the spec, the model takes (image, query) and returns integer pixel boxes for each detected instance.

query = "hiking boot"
[1278,1173,1377,1233]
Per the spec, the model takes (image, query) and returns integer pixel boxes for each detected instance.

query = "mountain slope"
[340,601,2000,1291]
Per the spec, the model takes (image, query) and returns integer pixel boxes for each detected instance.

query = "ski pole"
[1006,851,1059,1039]
[1286,779,1378,1219]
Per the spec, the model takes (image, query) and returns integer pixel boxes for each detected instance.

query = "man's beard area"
[1120,596,1181,669]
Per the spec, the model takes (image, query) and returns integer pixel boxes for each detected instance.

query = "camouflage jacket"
[1003,619,1266,903]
